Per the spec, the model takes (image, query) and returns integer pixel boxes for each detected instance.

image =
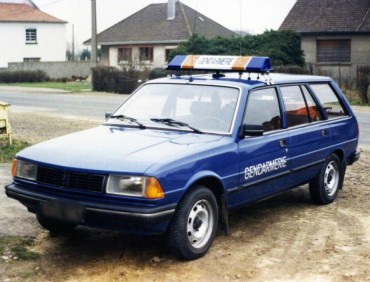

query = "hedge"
[273,65,310,75]
[91,66,140,94]
[0,70,48,83]
[148,68,168,80]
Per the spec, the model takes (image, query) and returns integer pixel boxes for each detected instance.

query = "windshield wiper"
[109,115,146,129]
[150,118,202,133]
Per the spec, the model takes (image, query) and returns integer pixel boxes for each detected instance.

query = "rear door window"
[301,86,322,122]
[309,83,348,119]
[280,86,310,127]
[280,85,323,127]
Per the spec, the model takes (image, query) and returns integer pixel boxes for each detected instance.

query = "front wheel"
[309,154,344,205]
[167,185,218,260]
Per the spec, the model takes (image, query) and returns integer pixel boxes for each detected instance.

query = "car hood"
[18,126,226,174]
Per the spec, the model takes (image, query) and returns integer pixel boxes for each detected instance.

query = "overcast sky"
[32,0,296,51]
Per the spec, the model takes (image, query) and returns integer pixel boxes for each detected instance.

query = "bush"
[169,31,305,67]
[357,66,370,104]
[148,68,168,80]
[91,66,141,94]
[0,70,48,83]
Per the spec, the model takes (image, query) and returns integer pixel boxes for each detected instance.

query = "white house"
[0,0,67,68]
[84,0,235,70]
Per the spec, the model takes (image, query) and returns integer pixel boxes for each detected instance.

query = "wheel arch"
[330,149,347,189]
[193,177,224,203]
[184,173,229,235]
[331,149,344,163]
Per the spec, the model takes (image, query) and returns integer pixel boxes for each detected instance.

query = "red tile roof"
[279,0,370,34]
[0,3,66,23]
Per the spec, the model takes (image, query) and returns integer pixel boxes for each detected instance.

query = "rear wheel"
[309,154,344,204]
[36,214,76,235]
[167,185,218,260]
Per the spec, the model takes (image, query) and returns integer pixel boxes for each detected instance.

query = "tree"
[79,48,102,62]
[66,49,74,61]
[80,48,91,61]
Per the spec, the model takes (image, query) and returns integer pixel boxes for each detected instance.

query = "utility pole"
[72,24,75,61]
[91,0,98,66]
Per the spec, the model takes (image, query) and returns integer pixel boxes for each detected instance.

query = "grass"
[0,140,30,163]
[347,98,370,106]
[0,81,92,92]
[0,236,40,261]
[342,88,370,107]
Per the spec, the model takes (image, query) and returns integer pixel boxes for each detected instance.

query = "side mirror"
[239,124,264,138]
[105,112,112,119]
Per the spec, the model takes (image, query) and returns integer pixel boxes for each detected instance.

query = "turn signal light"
[145,177,164,199]
[11,159,17,177]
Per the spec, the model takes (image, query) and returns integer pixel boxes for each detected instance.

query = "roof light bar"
[167,55,272,73]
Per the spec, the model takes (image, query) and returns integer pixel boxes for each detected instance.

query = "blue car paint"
[5,72,360,235]
[17,126,226,175]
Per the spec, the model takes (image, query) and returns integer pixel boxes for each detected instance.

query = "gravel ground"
[1,111,370,282]
[9,113,100,144]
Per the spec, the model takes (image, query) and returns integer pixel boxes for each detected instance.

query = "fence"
[308,63,368,85]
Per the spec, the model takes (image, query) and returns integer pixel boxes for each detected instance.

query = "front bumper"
[5,183,176,234]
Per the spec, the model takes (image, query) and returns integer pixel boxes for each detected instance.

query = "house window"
[118,47,132,64]
[165,48,175,62]
[23,57,41,62]
[26,28,37,44]
[139,47,153,62]
[317,40,351,62]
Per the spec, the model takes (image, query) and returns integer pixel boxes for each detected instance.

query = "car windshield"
[107,83,240,134]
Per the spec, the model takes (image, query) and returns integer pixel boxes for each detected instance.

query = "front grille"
[36,166,106,193]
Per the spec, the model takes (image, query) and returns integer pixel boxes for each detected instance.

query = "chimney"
[167,0,177,20]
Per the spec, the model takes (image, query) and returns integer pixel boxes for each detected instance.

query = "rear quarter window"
[309,83,348,119]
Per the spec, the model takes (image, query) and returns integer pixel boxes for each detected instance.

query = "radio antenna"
[239,0,243,56]
[190,1,199,81]
[192,0,199,35]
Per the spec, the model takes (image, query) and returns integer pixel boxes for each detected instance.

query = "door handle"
[321,129,328,137]
[279,139,287,148]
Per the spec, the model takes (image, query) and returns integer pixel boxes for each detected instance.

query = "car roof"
[149,72,332,90]
[161,55,333,90]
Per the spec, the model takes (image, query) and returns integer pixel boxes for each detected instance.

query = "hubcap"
[187,199,214,249]
[324,161,339,197]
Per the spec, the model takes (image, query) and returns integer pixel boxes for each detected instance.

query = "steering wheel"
[198,116,229,131]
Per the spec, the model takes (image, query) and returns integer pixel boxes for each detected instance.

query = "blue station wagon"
[5,55,360,260]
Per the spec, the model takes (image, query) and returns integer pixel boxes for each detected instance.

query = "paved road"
[355,111,370,146]
[0,90,369,145]
[0,91,127,122]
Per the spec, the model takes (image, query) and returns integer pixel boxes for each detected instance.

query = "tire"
[309,154,344,205]
[36,214,76,235]
[167,185,218,260]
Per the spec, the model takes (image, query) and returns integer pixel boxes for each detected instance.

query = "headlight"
[13,159,38,181]
[106,175,164,199]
